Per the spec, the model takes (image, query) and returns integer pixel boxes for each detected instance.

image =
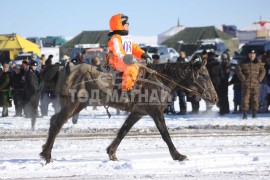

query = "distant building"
[161,26,239,56]
[40,36,68,47]
[238,21,270,44]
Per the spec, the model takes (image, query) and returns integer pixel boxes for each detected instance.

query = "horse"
[39,59,218,164]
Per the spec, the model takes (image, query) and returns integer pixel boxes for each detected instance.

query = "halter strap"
[139,64,203,97]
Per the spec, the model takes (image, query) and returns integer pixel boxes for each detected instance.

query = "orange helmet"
[109,13,129,31]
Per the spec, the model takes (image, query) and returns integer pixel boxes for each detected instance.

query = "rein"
[139,64,203,97]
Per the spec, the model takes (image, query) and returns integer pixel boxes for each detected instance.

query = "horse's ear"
[192,60,202,70]
[190,54,199,64]
[201,59,207,66]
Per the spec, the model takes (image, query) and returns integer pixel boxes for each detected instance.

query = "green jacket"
[237,58,266,88]
[0,71,12,107]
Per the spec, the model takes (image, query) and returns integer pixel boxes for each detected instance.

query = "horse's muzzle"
[212,96,219,103]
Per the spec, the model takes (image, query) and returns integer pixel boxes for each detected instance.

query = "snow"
[0,86,270,179]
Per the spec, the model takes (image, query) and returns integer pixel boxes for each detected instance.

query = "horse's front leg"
[40,110,71,164]
[107,112,142,161]
[40,113,61,163]
[150,111,188,161]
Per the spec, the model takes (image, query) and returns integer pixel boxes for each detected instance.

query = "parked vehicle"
[71,44,101,61]
[83,48,105,64]
[168,48,179,62]
[141,45,170,64]
[196,38,227,61]
[231,39,270,71]
[13,53,37,65]
[188,49,215,62]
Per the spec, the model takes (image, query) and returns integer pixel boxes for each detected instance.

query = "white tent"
[158,25,185,44]
[238,21,270,44]
[240,21,270,31]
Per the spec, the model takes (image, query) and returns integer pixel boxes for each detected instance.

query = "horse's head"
[185,59,218,104]
[145,61,218,105]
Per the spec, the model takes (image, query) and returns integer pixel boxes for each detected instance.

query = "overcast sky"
[0,0,269,38]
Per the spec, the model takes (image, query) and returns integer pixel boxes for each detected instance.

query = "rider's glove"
[123,54,137,64]
[141,53,153,64]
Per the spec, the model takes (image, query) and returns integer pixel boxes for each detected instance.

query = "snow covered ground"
[0,86,270,179]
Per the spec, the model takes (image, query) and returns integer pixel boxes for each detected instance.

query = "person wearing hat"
[45,54,53,67]
[107,13,152,100]
[205,50,222,113]
[11,65,24,117]
[30,61,40,83]
[62,55,70,61]
[0,64,12,117]
[10,61,17,71]
[40,54,46,71]
[75,52,83,63]
[40,54,62,117]
[175,51,187,115]
[61,55,70,66]
[237,49,266,119]
[22,59,40,130]
[219,49,231,115]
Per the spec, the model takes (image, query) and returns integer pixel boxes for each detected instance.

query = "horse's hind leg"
[150,111,187,161]
[107,112,142,161]
[40,99,82,164]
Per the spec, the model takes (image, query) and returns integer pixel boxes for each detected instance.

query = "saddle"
[57,57,152,104]
[104,52,150,94]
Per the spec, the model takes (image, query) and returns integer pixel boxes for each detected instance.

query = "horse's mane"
[148,62,191,80]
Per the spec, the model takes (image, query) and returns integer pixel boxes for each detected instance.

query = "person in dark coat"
[176,51,187,115]
[10,65,25,117]
[222,49,231,62]
[45,55,53,66]
[0,64,12,117]
[22,60,40,130]
[219,51,231,115]
[229,72,242,113]
[206,51,222,112]
[237,49,266,119]
[164,92,177,115]
[75,52,83,63]
[264,51,270,111]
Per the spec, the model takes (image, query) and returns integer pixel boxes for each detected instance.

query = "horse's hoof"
[40,152,52,164]
[179,155,188,161]
[108,154,118,161]
[111,157,118,161]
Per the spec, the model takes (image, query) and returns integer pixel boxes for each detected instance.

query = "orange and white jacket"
[108,14,144,70]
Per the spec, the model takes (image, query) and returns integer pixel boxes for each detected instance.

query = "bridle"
[187,64,206,96]
[140,64,205,97]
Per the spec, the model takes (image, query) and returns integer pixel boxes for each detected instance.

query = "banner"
[222,25,237,37]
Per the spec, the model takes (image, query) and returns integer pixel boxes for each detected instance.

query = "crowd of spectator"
[0,52,100,121]
[1,48,270,121]
[164,49,270,119]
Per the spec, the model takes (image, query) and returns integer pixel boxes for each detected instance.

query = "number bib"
[121,36,133,54]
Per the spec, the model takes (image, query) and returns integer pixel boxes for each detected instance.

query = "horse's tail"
[41,64,60,81]
[41,64,61,91]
